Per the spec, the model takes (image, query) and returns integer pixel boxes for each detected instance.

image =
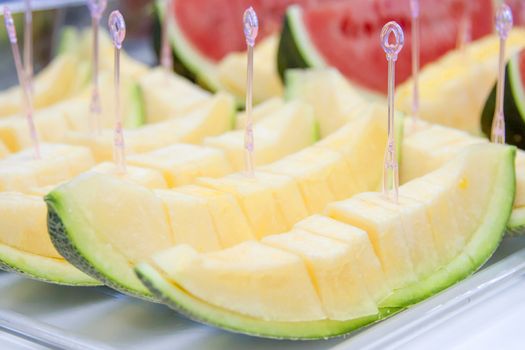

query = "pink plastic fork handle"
[410,0,419,18]
[380,21,404,61]
[87,0,107,19]
[495,3,513,40]
[243,6,258,47]
[3,6,17,44]
[108,10,126,49]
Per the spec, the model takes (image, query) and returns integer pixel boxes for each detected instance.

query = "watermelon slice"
[278,0,494,93]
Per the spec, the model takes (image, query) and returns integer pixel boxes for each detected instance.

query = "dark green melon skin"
[45,195,158,302]
[277,11,311,82]
[481,61,525,150]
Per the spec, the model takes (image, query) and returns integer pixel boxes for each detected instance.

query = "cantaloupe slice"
[136,143,514,339]
[204,101,317,170]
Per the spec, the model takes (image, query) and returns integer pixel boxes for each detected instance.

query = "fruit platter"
[0,0,524,348]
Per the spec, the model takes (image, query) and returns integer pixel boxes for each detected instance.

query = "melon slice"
[128,144,232,187]
[203,101,317,170]
[46,110,391,296]
[262,229,378,321]
[0,144,95,192]
[136,143,514,339]
[0,140,8,159]
[64,93,235,161]
[217,35,283,104]
[284,68,369,137]
[294,215,391,303]
[0,54,90,117]
[235,97,284,129]
[138,68,211,124]
[401,118,525,233]
[396,29,525,134]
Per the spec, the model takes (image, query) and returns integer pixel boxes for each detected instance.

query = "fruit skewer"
[23,0,33,95]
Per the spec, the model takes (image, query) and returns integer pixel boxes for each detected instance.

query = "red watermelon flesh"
[173,0,318,61]
[303,0,494,92]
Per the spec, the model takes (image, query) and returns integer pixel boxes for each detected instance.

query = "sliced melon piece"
[0,54,90,117]
[197,172,306,239]
[381,144,515,306]
[285,68,370,137]
[217,35,283,104]
[148,242,326,321]
[263,229,378,321]
[156,185,255,252]
[235,97,284,129]
[294,215,391,303]
[46,172,174,299]
[138,67,211,123]
[0,144,95,192]
[128,144,232,187]
[396,29,525,134]
[204,101,316,170]
[89,162,168,189]
[0,140,9,159]
[64,93,235,161]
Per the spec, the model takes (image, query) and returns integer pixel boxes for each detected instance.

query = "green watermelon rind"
[481,52,525,150]
[277,5,327,81]
[154,0,222,93]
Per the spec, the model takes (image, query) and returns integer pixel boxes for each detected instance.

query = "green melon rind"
[508,207,525,235]
[154,0,222,92]
[277,6,327,81]
[126,83,146,128]
[380,146,516,307]
[135,262,402,340]
[45,192,158,302]
[481,53,525,149]
[0,242,100,286]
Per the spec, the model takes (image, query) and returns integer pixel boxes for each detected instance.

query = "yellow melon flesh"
[204,101,315,171]
[128,144,232,187]
[139,68,211,123]
[89,162,167,189]
[359,193,440,279]
[0,192,61,258]
[217,35,283,104]
[263,229,378,320]
[235,97,284,129]
[326,197,418,289]
[295,215,391,303]
[0,144,95,192]
[151,242,325,321]
[198,172,305,239]
[64,93,234,161]
[0,54,89,118]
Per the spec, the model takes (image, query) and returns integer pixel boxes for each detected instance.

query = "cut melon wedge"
[234,97,284,129]
[395,29,525,134]
[0,54,90,118]
[138,68,211,124]
[46,109,393,297]
[204,101,317,170]
[64,93,235,161]
[401,118,525,233]
[136,143,514,339]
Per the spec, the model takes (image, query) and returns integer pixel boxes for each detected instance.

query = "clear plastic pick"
[87,0,107,134]
[492,3,513,144]
[410,0,420,125]
[161,0,173,71]
[109,10,127,174]
[457,10,472,50]
[24,0,33,95]
[380,21,404,203]
[243,6,258,177]
[4,6,40,159]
